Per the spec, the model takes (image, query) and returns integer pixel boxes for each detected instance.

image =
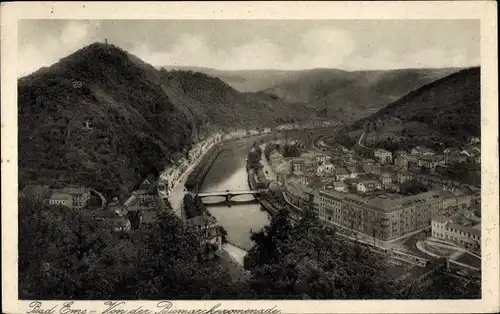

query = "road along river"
[199,138,272,264]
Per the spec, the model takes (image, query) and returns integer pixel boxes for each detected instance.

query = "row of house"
[315,187,479,241]
[444,146,481,165]
[396,167,475,194]
[392,145,480,172]
[283,175,480,242]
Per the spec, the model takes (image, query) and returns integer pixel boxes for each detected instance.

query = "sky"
[18,19,480,77]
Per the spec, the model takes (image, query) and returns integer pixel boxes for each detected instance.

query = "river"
[199,138,271,258]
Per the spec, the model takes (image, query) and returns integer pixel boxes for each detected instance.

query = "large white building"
[48,187,91,209]
[431,215,481,251]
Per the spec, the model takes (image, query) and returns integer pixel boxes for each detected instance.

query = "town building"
[380,172,394,188]
[285,172,307,186]
[394,150,408,158]
[361,158,376,165]
[275,163,292,185]
[318,190,446,240]
[394,156,409,169]
[133,176,157,208]
[333,181,348,193]
[290,158,306,173]
[363,163,382,175]
[335,167,350,181]
[411,146,435,157]
[316,163,334,176]
[356,179,382,194]
[431,215,481,251]
[461,146,480,158]
[452,186,478,209]
[397,169,415,184]
[346,165,363,178]
[48,186,91,209]
[185,215,223,252]
[48,191,73,207]
[469,136,480,145]
[474,153,481,164]
[374,148,393,164]
[406,154,420,164]
[444,149,466,165]
[123,194,140,212]
[418,155,444,172]
[315,154,330,165]
[285,182,312,208]
[111,216,132,232]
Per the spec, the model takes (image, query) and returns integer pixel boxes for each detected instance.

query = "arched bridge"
[197,189,267,201]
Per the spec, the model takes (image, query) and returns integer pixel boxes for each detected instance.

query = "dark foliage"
[282,144,301,158]
[399,180,429,195]
[333,133,357,149]
[247,144,263,171]
[243,208,403,299]
[183,193,208,219]
[18,43,311,199]
[349,67,480,148]
[18,197,236,299]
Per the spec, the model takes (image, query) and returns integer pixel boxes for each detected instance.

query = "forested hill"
[347,67,480,148]
[157,69,313,129]
[18,43,311,198]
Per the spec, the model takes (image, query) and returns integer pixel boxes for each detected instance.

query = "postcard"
[1,2,498,313]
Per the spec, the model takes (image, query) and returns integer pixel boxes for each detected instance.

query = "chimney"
[105,38,108,45]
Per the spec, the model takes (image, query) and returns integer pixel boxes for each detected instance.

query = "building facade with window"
[431,216,480,250]
[374,149,393,164]
[48,187,91,209]
[317,190,446,240]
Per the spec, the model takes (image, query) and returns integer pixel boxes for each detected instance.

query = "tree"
[244,209,293,269]
[19,197,237,300]
[243,205,402,299]
[400,180,428,195]
[218,226,228,244]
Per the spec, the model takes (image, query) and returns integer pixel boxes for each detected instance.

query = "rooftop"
[321,189,445,213]
[412,146,435,154]
[124,195,140,208]
[433,215,450,223]
[446,222,481,237]
[375,148,391,154]
[291,158,306,164]
[60,186,89,195]
[359,179,381,185]
[49,192,72,201]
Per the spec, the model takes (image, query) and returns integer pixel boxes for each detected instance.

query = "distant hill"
[262,68,462,122]
[18,43,311,197]
[347,67,480,149]
[161,66,461,122]
[156,69,312,129]
[159,66,294,93]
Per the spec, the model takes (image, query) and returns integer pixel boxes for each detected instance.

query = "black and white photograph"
[2,2,498,313]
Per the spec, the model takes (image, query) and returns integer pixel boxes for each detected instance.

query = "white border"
[2,2,498,313]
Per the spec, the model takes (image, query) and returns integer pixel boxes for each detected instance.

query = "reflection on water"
[200,141,270,251]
